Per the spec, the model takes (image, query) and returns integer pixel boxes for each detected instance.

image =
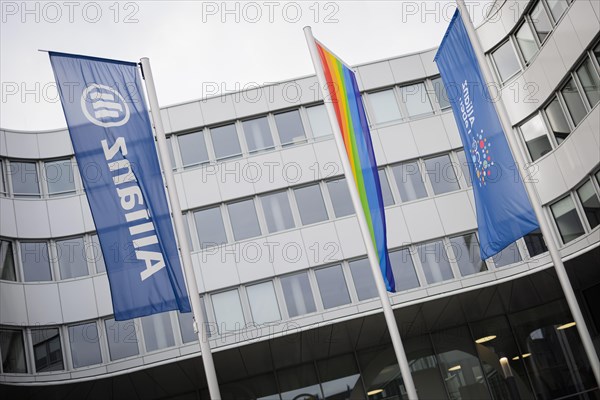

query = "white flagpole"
[303,27,419,399]
[139,58,222,399]
[455,0,600,384]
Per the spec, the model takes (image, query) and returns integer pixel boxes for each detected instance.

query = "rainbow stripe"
[315,41,395,292]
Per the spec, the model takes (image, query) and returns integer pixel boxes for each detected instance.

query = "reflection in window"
[261,191,295,233]
[432,76,451,110]
[492,41,521,82]
[194,206,228,248]
[400,83,433,117]
[378,169,395,207]
[595,42,600,65]
[530,1,552,43]
[369,90,402,123]
[178,131,209,167]
[141,313,175,352]
[177,297,210,343]
[211,124,241,160]
[0,240,16,281]
[577,180,600,229]
[392,161,427,202]
[68,322,102,368]
[315,265,351,309]
[456,150,472,187]
[0,160,5,195]
[0,329,26,373]
[349,258,377,301]
[294,184,328,225]
[492,241,522,268]
[44,159,75,195]
[242,117,274,153]
[544,97,571,143]
[274,110,306,146]
[417,241,454,284]
[520,114,552,161]
[524,229,548,257]
[281,272,316,318]
[164,136,177,170]
[424,154,460,195]
[246,281,281,324]
[449,234,487,276]
[56,237,88,279]
[317,354,362,399]
[10,161,40,197]
[90,234,106,273]
[389,248,420,291]
[105,318,139,361]
[278,363,323,400]
[551,196,585,243]
[21,242,51,282]
[516,22,539,63]
[546,0,569,22]
[326,178,355,217]
[575,58,600,107]
[32,328,63,372]
[306,104,333,139]
[212,289,245,333]
[227,199,261,241]
[561,78,587,126]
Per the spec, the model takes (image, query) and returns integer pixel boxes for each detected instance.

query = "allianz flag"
[49,52,191,320]
[434,11,539,259]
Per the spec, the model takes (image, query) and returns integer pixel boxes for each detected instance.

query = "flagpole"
[303,27,419,399]
[139,58,222,399]
[455,0,600,384]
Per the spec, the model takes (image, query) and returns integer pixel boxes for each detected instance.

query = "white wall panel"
[235,237,276,284]
[536,38,567,90]
[14,200,51,238]
[268,230,310,275]
[401,199,444,242]
[534,153,568,204]
[0,198,17,237]
[300,222,342,267]
[25,283,63,325]
[198,245,240,292]
[217,158,256,201]
[167,102,204,133]
[334,217,366,259]
[93,275,113,317]
[47,196,85,237]
[312,140,342,180]
[37,130,72,158]
[385,206,412,248]
[59,278,98,323]
[411,116,452,156]
[0,282,27,325]
[232,86,270,119]
[554,15,584,71]
[569,0,600,53]
[5,131,39,159]
[389,55,427,83]
[378,123,419,164]
[279,144,318,186]
[180,167,222,210]
[247,151,288,195]
[434,191,477,235]
[357,61,395,91]
[201,96,237,126]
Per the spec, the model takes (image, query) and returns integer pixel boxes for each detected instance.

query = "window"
[90,234,106,273]
[449,234,487,276]
[530,1,552,43]
[520,114,552,161]
[0,240,16,281]
[0,160,6,195]
[44,159,76,195]
[315,265,351,309]
[417,240,454,284]
[210,124,241,160]
[281,272,316,317]
[491,41,521,82]
[246,281,281,324]
[306,104,332,139]
[595,42,600,65]
[194,206,228,248]
[492,241,522,268]
[212,289,245,332]
[544,97,571,143]
[274,110,306,146]
[378,169,395,207]
[68,322,102,368]
[391,161,427,202]
[524,229,548,257]
[389,248,420,291]
[261,191,295,233]
[400,83,433,117]
[242,117,274,153]
[546,0,569,22]
[56,237,88,279]
[227,199,261,241]
[32,328,63,372]
[551,196,585,243]
[10,161,40,197]
[105,318,139,361]
[424,154,460,195]
[456,150,472,187]
[294,184,328,225]
[21,242,51,282]
[515,22,539,63]
[326,178,354,218]
[577,180,600,229]
[177,297,210,343]
[141,312,175,352]
[561,78,587,126]
[369,90,402,123]
[164,136,177,170]
[575,58,600,107]
[431,77,451,110]
[178,131,209,167]
[349,258,377,301]
[0,329,26,373]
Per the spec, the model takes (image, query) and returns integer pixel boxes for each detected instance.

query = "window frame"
[490,38,523,84]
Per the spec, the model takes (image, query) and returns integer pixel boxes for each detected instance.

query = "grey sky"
[1,0,494,130]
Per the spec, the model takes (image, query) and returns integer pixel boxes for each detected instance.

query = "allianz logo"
[81,83,130,128]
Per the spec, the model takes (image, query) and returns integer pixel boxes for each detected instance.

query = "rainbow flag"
[315,40,395,292]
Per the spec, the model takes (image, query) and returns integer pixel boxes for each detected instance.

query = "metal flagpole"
[455,0,600,384]
[139,57,222,399]
[303,26,419,399]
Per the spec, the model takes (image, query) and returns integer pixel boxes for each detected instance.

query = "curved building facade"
[1,0,599,399]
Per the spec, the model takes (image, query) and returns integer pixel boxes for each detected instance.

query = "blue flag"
[49,52,191,320]
[434,11,539,259]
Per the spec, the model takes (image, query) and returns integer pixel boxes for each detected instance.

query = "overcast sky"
[1,0,494,130]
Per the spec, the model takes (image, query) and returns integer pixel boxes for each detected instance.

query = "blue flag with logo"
[49,52,191,320]
[434,11,539,259]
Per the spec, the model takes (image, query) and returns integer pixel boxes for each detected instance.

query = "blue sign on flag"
[434,11,539,259]
[49,52,191,320]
